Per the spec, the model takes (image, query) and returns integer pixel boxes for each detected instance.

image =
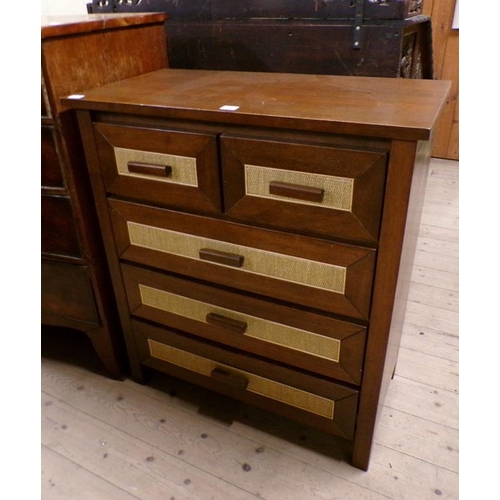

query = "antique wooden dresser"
[63,68,449,469]
[41,13,169,377]
[88,0,432,79]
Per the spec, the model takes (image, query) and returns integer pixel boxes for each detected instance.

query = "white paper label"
[219,105,240,111]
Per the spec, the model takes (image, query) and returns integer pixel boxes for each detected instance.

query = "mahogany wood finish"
[64,68,449,470]
[41,14,169,379]
[127,162,173,178]
[268,182,325,203]
[205,313,248,334]
[198,249,245,268]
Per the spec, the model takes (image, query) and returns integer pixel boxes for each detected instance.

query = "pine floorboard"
[41,158,459,499]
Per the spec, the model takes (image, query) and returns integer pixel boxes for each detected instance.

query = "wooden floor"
[41,158,459,500]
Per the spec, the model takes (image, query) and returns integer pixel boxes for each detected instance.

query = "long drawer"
[122,264,366,384]
[109,199,376,319]
[41,261,99,325]
[93,122,221,213]
[133,320,358,440]
[41,125,64,188]
[41,195,81,258]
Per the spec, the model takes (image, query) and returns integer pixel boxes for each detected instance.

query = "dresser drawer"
[221,135,388,243]
[110,199,376,319]
[93,122,221,213]
[41,261,99,325]
[122,264,366,384]
[41,125,64,188]
[133,320,358,439]
[41,195,81,258]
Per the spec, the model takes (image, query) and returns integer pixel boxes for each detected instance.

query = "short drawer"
[221,135,388,243]
[93,122,221,213]
[110,199,376,320]
[122,264,366,384]
[133,320,358,440]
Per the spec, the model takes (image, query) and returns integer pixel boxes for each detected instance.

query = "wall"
[423,0,459,160]
[41,0,88,15]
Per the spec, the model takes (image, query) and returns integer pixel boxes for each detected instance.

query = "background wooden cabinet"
[41,13,169,378]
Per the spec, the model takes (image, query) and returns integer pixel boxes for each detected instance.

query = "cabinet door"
[94,122,221,213]
[221,135,388,243]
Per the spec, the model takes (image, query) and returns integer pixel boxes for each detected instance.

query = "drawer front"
[221,135,388,243]
[41,261,99,325]
[133,320,358,439]
[41,125,65,188]
[110,199,376,319]
[94,122,221,213]
[122,264,366,384]
[41,195,81,258]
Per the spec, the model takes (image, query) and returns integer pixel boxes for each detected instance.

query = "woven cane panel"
[128,222,346,294]
[139,285,341,362]
[114,147,198,186]
[148,340,335,419]
[245,165,354,211]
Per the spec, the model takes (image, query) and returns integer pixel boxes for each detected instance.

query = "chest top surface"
[62,69,450,140]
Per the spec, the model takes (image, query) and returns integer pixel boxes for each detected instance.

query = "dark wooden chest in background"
[88,0,432,79]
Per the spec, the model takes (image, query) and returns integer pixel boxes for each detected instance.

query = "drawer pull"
[269,181,324,203]
[127,161,173,178]
[210,367,249,389]
[206,313,248,334]
[199,248,244,268]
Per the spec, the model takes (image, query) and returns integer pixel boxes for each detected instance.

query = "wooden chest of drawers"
[63,69,449,469]
[41,13,168,377]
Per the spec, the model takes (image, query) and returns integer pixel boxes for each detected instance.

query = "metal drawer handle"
[127,161,173,178]
[206,313,247,334]
[199,248,244,268]
[269,181,324,203]
[210,367,249,389]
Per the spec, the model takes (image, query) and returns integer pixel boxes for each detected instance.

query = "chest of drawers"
[63,69,449,469]
[41,14,168,377]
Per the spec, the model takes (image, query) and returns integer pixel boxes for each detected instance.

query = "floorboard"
[41,158,459,499]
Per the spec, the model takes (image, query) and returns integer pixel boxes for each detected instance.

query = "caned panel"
[114,147,198,186]
[245,164,354,211]
[148,340,335,419]
[127,221,346,294]
[139,285,341,362]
